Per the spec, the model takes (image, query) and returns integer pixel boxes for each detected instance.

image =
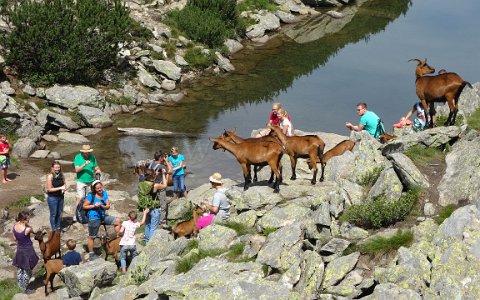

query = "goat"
[99,235,121,263]
[307,140,355,168]
[171,206,205,239]
[209,137,283,192]
[269,125,325,184]
[220,129,281,183]
[43,259,64,296]
[34,230,61,263]
[409,58,472,127]
[379,133,397,144]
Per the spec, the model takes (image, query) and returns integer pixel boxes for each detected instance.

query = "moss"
[359,230,414,255]
[0,278,22,300]
[262,226,277,237]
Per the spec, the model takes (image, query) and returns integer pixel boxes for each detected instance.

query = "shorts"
[88,215,116,238]
[0,157,10,169]
[76,181,92,199]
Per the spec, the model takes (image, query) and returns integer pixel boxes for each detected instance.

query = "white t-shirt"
[120,220,140,246]
[280,118,293,136]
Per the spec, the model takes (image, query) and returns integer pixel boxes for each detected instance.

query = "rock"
[338,222,369,240]
[326,10,344,18]
[117,127,193,137]
[320,238,350,256]
[77,105,113,128]
[437,82,480,119]
[295,250,324,296]
[242,235,266,259]
[15,123,43,142]
[256,203,310,230]
[161,79,176,91]
[246,12,281,39]
[167,199,191,220]
[215,52,235,72]
[0,93,20,117]
[197,224,237,251]
[274,10,297,23]
[12,138,37,158]
[22,85,36,96]
[0,81,15,95]
[45,85,104,109]
[29,150,50,159]
[163,92,184,103]
[75,128,102,137]
[36,109,80,130]
[224,39,244,55]
[47,151,61,159]
[366,166,403,202]
[175,55,189,66]
[90,285,138,300]
[387,152,430,189]
[57,132,90,144]
[227,185,284,211]
[321,252,360,288]
[42,134,58,142]
[60,260,117,298]
[138,66,161,89]
[152,60,182,81]
[424,203,435,216]
[364,283,422,300]
[313,202,331,226]
[36,87,46,98]
[228,210,258,228]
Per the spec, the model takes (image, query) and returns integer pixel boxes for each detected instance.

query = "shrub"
[404,145,444,167]
[237,0,278,12]
[184,47,214,69]
[435,204,456,225]
[340,187,422,229]
[466,109,480,131]
[2,0,132,86]
[359,230,414,255]
[357,166,383,188]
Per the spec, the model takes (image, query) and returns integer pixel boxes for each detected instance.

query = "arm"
[207,204,219,214]
[139,208,150,225]
[75,161,90,173]
[46,174,66,193]
[345,122,364,132]
[401,109,414,126]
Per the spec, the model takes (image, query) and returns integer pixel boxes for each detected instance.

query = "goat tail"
[465,81,473,89]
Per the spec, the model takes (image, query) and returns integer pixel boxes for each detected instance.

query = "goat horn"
[408,58,421,64]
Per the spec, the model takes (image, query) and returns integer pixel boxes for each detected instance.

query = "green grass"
[175,248,227,273]
[359,230,414,255]
[0,279,22,300]
[237,0,278,12]
[466,109,480,131]
[161,41,177,59]
[7,195,31,209]
[105,96,131,105]
[404,145,445,167]
[226,242,246,261]
[184,47,214,69]
[262,227,277,237]
[435,204,456,225]
[436,113,464,127]
[357,166,383,188]
[222,221,256,236]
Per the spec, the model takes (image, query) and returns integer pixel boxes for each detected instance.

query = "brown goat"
[409,58,472,127]
[307,140,355,168]
[43,259,64,296]
[171,206,205,239]
[269,125,325,184]
[379,133,397,144]
[99,235,121,263]
[210,136,283,192]
[34,230,61,263]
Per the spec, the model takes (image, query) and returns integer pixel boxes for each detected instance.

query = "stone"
[47,151,61,159]
[45,85,104,109]
[42,134,58,142]
[320,238,350,256]
[137,65,161,89]
[228,210,258,228]
[36,109,80,130]
[387,152,430,189]
[77,105,113,128]
[0,93,20,117]
[90,285,138,300]
[321,252,360,288]
[57,132,90,144]
[152,60,181,81]
[29,150,50,159]
[75,128,102,137]
[256,203,310,230]
[15,123,43,142]
[22,85,36,96]
[0,81,15,95]
[12,138,37,158]
[424,203,435,216]
[167,199,191,220]
[161,79,176,91]
[175,55,189,66]
[197,224,237,251]
[215,52,235,72]
[363,283,422,300]
[224,39,244,55]
[227,185,284,211]
[274,10,297,23]
[366,166,403,202]
[295,250,324,296]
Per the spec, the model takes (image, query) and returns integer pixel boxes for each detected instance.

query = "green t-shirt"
[74,153,98,183]
[360,111,383,138]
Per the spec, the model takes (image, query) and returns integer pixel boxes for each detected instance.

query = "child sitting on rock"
[196,201,214,231]
[119,209,149,273]
[63,239,82,267]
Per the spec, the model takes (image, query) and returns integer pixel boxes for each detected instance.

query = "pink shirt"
[120,220,140,246]
[197,214,215,230]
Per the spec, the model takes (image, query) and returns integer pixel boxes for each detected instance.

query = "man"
[146,151,169,231]
[74,145,101,206]
[206,172,230,223]
[346,102,384,138]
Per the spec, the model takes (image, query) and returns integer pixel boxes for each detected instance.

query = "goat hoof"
[320,177,324,182]
[311,181,316,185]
[244,186,249,191]
[290,176,296,180]
[273,188,280,193]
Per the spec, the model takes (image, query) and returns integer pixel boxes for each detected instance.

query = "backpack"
[75,195,89,224]
[374,119,385,138]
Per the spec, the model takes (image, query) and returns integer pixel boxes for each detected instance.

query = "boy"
[63,239,82,267]
[119,209,149,273]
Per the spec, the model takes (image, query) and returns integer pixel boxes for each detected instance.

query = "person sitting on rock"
[206,173,230,223]
[63,239,82,267]
[196,201,214,230]
[256,102,292,137]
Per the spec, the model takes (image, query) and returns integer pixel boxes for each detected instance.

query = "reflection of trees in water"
[180,0,411,131]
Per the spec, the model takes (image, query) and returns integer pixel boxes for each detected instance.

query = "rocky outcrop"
[36,108,80,130]
[0,93,19,117]
[45,85,104,109]
[77,105,113,128]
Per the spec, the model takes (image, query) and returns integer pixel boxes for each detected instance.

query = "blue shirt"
[63,250,81,266]
[360,111,383,138]
[169,154,185,176]
[86,191,109,220]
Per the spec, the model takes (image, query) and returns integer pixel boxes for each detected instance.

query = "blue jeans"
[120,245,138,269]
[47,195,64,231]
[172,174,186,194]
[144,208,160,242]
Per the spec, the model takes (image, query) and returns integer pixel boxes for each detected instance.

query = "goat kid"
[409,58,472,127]
[34,230,61,263]
[43,259,64,296]
[171,206,205,239]
[99,235,121,263]
[307,140,355,168]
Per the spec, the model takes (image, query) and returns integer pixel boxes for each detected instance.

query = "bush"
[359,230,414,255]
[357,166,383,188]
[237,0,278,12]
[340,187,422,229]
[435,204,456,225]
[184,47,214,69]
[2,0,132,86]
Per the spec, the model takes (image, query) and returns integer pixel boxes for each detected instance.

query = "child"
[196,201,214,231]
[401,102,427,131]
[119,209,149,273]
[277,108,294,136]
[63,239,82,267]
[168,147,187,199]
[12,211,38,294]
[0,134,12,184]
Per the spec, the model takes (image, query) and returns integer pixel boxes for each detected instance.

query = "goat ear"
[233,127,237,133]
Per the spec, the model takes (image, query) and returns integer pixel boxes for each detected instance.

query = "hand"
[94,203,101,208]
[145,208,150,213]
[84,160,90,166]
[345,122,353,129]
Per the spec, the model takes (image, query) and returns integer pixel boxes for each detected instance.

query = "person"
[206,173,230,223]
[74,144,101,206]
[401,102,427,131]
[277,108,294,136]
[256,102,292,137]
[346,102,384,138]
[63,239,82,267]
[83,180,121,261]
[168,147,186,199]
[0,134,12,184]
[46,161,66,231]
[196,201,214,230]
[119,209,149,273]
[12,211,38,294]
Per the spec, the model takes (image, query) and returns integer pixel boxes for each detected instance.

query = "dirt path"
[0,162,44,209]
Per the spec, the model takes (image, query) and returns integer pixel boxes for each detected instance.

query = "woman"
[277,108,294,136]
[12,211,38,294]
[168,147,187,199]
[46,161,66,231]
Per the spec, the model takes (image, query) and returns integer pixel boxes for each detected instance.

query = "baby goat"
[172,206,205,239]
[35,230,61,263]
[43,259,64,296]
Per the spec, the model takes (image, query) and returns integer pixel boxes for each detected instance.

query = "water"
[55,0,480,192]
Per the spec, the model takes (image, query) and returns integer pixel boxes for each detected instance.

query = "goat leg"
[268,170,274,184]
[311,169,317,185]
[290,155,297,180]
[253,166,258,182]
[243,175,250,191]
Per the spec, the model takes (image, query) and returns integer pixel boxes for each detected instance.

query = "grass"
[435,204,456,225]
[222,221,256,236]
[105,96,131,106]
[0,279,22,300]
[175,248,227,273]
[237,0,278,12]
[404,145,445,167]
[7,195,31,209]
[436,113,464,127]
[357,166,383,188]
[358,230,414,255]
[466,109,480,131]
[262,227,277,237]
[184,47,214,69]
[161,41,177,59]
[226,242,246,261]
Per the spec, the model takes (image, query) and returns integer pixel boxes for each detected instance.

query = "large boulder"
[436,82,480,119]
[77,105,113,128]
[152,60,181,81]
[15,122,43,142]
[321,252,360,289]
[224,39,244,55]
[215,52,235,72]
[227,185,284,212]
[246,12,281,39]
[12,138,36,158]
[366,166,403,202]
[256,203,311,230]
[197,224,237,251]
[45,85,104,109]
[36,109,80,130]
[295,250,324,296]
[363,283,422,300]
[137,65,161,89]
[387,152,430,189]
[0,93,20,117]
[57,132,89,144]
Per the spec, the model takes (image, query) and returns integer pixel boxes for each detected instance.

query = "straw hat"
[80,145,93,153]
[209,172,223,184]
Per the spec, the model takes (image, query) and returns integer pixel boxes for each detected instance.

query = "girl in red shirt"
[0,134,11,183]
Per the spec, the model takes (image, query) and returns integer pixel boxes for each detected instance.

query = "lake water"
[58,0,480,192]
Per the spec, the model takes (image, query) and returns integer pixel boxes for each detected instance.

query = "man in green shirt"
[74,144,101,206]
[346,102,384,138]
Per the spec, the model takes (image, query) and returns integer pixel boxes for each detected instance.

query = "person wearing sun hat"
[74,144,101,207]
[206,172,230,223]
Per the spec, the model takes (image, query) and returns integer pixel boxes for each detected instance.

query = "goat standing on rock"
[409,58,472,127]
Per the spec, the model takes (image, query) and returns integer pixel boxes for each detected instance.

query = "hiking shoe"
[89,253,99,261]
[24,289,35,295]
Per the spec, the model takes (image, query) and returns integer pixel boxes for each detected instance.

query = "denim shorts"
[88,215,116,238]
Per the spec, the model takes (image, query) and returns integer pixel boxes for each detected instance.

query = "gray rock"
[152,60,181,81]
[42,134,58,142]
[45,85,104,109]
[0,93,20,117]
[295,250,324,296]
[138,66,161,89]
[363,283,422,300]
[338,222,369,240]
[77,105,113,128]
[274,10,297,23]
[246,12,281,39]
[313,201,331,226]
[387,152,430,189]
[36,109,80,130]
[228,210,257,228]
[15,123,43,142]
[57,132,89,144]
[12,138,37,158]
[163,92,184,103]
[27,101,39,112]
[90,285,138,300]
[22,85,36,96]
[29,150,50,159]
[224,39,244,55]
[326,10,344,18]
[36,87,46,98]
[47,151,61,159]
[366,166,403,202]
[227,185,284,211]
[198,224,237,251]
[256,203,310,230]
[320,238,350,256]
[75,128,102,137]
[215,52,235,72]
[175,55,189,66]
[321,252,360,288]
[167,199,191,220]
[161,79,176,91]
[424,203,435,216]
[0,81,15,95]
[242,235,266,259]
